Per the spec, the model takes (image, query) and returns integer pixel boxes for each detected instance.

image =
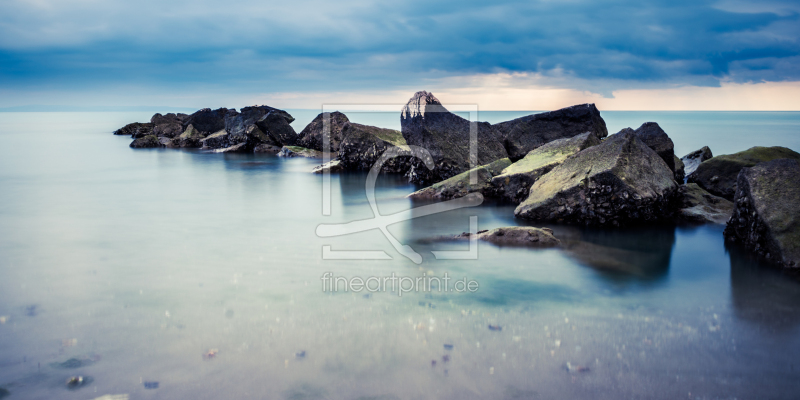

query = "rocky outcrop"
[724,159,800,268]
[338,122,412,173]
[490,132,601,204]
[129,135,162,148]
[407,158,511,200]
[453,226,560,248]
[312,159,344,174]
[278,146,323,158]
[183,108,235,135]
[168,124,206,148]
[149,113,187,139]
[677,183,733,224]
[216,106,297,151]
[297,112,350,152]
[150,113,189,126]
[687,146,800,200]
[514,130,679,226]
[401,91,508,185]
[257,111,298,146]
[681,146,712,177]
[496,104,608,161]
[114,122,153,137]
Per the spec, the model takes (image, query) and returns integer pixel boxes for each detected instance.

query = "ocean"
[0,110,798,399]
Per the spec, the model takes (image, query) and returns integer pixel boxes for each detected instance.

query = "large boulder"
[225,106,296,147]
[490,132,601,204]
[633,122,681,180]
[297,112,350,152]
[407,158,511,200]
[677,183,733,224]
[453,226,560,248]
[681,146,713,177]
[514,130,679,226]
[724,159,800,268]
[129,135,162,148]
[400,91,508,185]
[687,146,800,200]
[114,122,153,137]
[183,108,235,135]
[497,104,608,161]
[338,122,412,173]
[256,111,298,146]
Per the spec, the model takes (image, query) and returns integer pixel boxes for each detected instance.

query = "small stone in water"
[295,351,306,359]
[488,325,502,331]
[143,381,159,389]
[444,344,454,350]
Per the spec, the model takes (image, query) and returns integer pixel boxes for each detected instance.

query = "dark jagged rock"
[724,159,800,268]
[514,130,679,226]
[408,158,511,200]
[339,122,412,173]
[674,155,685,183]
[490,132,601,204]
[114,122,153,137]
[169,124,207,148]
[633,122,677,176]
[150,112,188,126]
[225,106,295,144]
[453,226,560,248]
[401,91,508,185]
[152,122,183,138]
[498,104,608,161]
[253,143,283,153]
[183,108,235,135]
[200,130,231,149]
[256,111,298,146]
[681,146,713,177]
[687,146,800,200]
[297,112,350,152]
[278,146,322,158]
[677,183,733,224]
[130,135,162,148]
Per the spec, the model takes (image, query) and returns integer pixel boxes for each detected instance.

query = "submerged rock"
[130,135,162,148]
[681,146,713,177]
[677,183,733,224]
[297,111,350,152]
[514,130,679,226]
[311,159,343,174]
[401,91,508,185]
[454,226,560,248]
[278,146,322,158]
[490,132,601,204]
[407,158,511,200]
[496,104,608,161]
[338,122,412,173]
[724,158,800,268]
[688,146,800,200]
[114,122,153,137]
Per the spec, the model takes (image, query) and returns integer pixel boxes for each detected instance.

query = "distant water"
[0,111,799,400]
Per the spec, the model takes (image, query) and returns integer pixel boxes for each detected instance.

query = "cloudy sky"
[1,0,799,110]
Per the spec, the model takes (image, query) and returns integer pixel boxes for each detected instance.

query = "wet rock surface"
[687,146,800,200]
[515,130,679,226]
[453,226,561,248]
[490,132,601,204]
[338,122,412,173]
[677,183,733,225]
[724,158,800,268]
[496,104,608,161]
[401,91,508,185]
[408,158,511,200]
[681,146,713,177]
[311,159,343,174]
[297,111,350,152]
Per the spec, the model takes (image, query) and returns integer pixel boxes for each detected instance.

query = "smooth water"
[0,111,799,400]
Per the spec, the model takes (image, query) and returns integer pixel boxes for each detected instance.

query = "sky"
[1,0,799,110]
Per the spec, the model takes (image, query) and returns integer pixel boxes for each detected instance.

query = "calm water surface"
[0,111,799,400]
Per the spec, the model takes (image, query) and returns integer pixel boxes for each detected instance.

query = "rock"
[401,91,508,185]
[150,112,188,125]
[200,130,231,149]
[114,122,153,137]
[454,226,560,247]
[674,155,685,182]
[278,146,323,158]
[256,111,298,146]
[514,129,679,226]
[681,146,713,177]
[183,108,235,135]
[297,111,350,152]
[253,143,283,153]
[312,159,344,173]
[158,137,172,146]
[130,135,162,148]
[338,122,412,173]
[213,142,249,153]
[171,124,207,148]
[632,122,682,181]
[687,146,800,200]
[724,158,800,268]
[490,132,601,204]
[677,183,733,224]
[497,104,608,161]
[222,106,296,150]
[408,158,511,200]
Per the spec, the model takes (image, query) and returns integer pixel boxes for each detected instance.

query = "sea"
[0,110,799,399]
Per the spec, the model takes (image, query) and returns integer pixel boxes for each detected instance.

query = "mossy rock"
[688,146,800,200]
[338,123,411,173]
[408,158,511,200]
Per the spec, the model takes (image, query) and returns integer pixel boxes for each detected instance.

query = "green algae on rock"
[407,158,511,200]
